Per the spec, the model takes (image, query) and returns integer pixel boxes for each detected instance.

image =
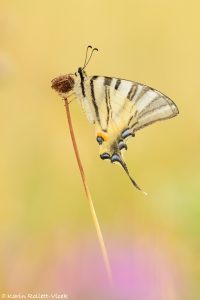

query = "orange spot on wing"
[97,132,109,141]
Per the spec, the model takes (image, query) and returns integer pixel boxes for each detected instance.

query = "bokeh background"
[1,0,200,299]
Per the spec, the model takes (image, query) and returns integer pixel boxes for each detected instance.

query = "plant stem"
[64,98,113,286]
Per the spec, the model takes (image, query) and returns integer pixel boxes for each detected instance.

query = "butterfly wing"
[82,75,179,192]
[83,76,179,132]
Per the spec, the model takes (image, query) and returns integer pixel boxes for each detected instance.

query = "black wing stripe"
[127,84,137,101]
[104,77,112,87]
[79,69,86,97]
[115,79,121,90]
[90,79,101,125]
[91,75,99,81]
[138,104,169,119]
[105,86,110,127]
[134,86,149,103]
[137,95,161,117]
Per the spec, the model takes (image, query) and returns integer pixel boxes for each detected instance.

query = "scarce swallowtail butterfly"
[51,46,179,194]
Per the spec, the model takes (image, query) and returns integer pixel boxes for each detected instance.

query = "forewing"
[130,85,179,132]
[84,76,134,130]
[85,76,179,132]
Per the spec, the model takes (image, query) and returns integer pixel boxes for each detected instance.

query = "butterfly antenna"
[83,45,92,68]
[82,47,98,70]
[120,159,147,196]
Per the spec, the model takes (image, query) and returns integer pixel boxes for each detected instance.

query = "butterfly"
[51,46,179,194]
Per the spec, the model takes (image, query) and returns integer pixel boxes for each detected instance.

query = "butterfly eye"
[118,140,127,151]
[121,128,134,139]
[100,153,110,160]
[96,136,104,145]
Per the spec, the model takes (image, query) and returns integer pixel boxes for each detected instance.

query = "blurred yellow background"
[0,0,200,299]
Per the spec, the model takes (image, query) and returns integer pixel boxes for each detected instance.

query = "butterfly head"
[77,67,87,78]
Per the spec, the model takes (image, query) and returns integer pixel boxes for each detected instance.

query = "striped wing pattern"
[75,74,179,193]
[52,67,179,192]
[82,76,178,132]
